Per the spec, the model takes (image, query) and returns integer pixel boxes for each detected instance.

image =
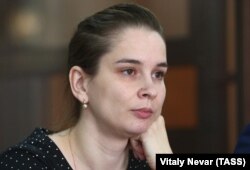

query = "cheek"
[108,83,135,103]
[94,80,133,105]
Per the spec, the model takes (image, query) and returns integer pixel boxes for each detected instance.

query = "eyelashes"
[120,67,166,80]
[152,71,165,80]
[121,68,136,76]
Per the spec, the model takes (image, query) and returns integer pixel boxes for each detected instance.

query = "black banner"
[156,154,250,169]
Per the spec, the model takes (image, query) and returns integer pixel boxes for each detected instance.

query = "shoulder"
[234,124,250,153]
[0,128,71,169]
[0,145,50,169]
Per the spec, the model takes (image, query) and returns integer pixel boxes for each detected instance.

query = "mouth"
[131,108,153,119]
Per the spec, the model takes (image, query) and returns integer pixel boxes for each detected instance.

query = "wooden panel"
[48,73,69,129]
[226,0,238,152]
[136,0,190,39]
[242,0,250,125]
[162,65,198,129]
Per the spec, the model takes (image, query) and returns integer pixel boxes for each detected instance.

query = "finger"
[129,138,145,160]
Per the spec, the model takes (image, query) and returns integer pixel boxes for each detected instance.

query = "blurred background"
[0,0,249,153]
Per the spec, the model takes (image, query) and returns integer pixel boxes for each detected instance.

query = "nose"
[137,79,157,100]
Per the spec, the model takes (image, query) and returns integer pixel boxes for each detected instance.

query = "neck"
[69,113,129,170]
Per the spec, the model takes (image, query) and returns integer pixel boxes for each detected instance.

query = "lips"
[132,108,153,119]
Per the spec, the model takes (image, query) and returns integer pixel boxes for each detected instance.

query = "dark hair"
[59,3,166,130]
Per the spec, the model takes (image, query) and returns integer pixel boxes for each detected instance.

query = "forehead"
[114,26,165,47]
[106,27,167,62]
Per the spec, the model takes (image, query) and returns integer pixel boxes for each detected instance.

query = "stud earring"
[83,102,88,109]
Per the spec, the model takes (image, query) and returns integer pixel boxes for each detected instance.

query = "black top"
[0,128,150,170]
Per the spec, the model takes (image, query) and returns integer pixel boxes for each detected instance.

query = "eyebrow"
[115,59,141,64]
[115,58,168,68]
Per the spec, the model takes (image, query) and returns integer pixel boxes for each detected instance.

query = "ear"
[69,66,89,104]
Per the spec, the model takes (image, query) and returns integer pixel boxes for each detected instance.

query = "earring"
[83,102,88,109]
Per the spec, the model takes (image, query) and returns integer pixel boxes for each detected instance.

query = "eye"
[122,68,136,76]
[152,71,165,80]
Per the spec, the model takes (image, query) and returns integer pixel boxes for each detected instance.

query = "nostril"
[138,88,152,98]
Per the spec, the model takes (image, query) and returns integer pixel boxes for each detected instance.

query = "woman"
[0,3,172,170]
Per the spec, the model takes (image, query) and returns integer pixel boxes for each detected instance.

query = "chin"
[127,121,151,136]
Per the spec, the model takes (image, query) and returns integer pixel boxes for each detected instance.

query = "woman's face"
[86,27,167,138]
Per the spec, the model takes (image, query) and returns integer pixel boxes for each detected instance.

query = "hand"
[130,115,172,169]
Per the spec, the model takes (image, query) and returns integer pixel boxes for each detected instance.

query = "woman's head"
[68,3,165,75]
[62,3,166,131]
